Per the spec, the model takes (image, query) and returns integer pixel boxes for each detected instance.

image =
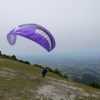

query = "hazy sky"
[0,0,100,57]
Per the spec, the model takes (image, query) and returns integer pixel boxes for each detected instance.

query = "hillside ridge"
[0,55,100,100]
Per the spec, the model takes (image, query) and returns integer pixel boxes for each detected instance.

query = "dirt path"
[36,77,99,100]
[36,81,80,100]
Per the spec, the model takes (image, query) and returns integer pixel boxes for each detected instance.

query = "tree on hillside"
[10,55,16,60]
[54,69,62,76]
[88,82,100,89]
[24,61,30,64]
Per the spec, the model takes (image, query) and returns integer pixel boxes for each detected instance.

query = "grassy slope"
[0,57,100,100]
[0,57,68,100]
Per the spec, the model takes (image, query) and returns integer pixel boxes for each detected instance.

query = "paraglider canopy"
[7,23,56,52]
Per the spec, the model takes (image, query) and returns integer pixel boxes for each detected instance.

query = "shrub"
[24,61,30,64]
[54,69,61,75]
[10,55,16,60]
[33,64,43,69]
[1,54,7,58]
[19,60,24,63]
[88,82,100,89]
[63,75,68,79]
[6,55,10,58]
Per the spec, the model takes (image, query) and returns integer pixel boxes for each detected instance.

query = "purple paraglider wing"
[7,23,56,52]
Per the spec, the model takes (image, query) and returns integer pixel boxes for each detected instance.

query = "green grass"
[0,57,69,99]
[0,57,68,80]
[0,58,44,99]
[0,57,100,100]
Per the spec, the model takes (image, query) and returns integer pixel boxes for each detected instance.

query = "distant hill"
[73,73,100,85]
[60,58,100,85]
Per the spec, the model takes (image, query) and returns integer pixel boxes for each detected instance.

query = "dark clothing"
[42,68,47,77]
